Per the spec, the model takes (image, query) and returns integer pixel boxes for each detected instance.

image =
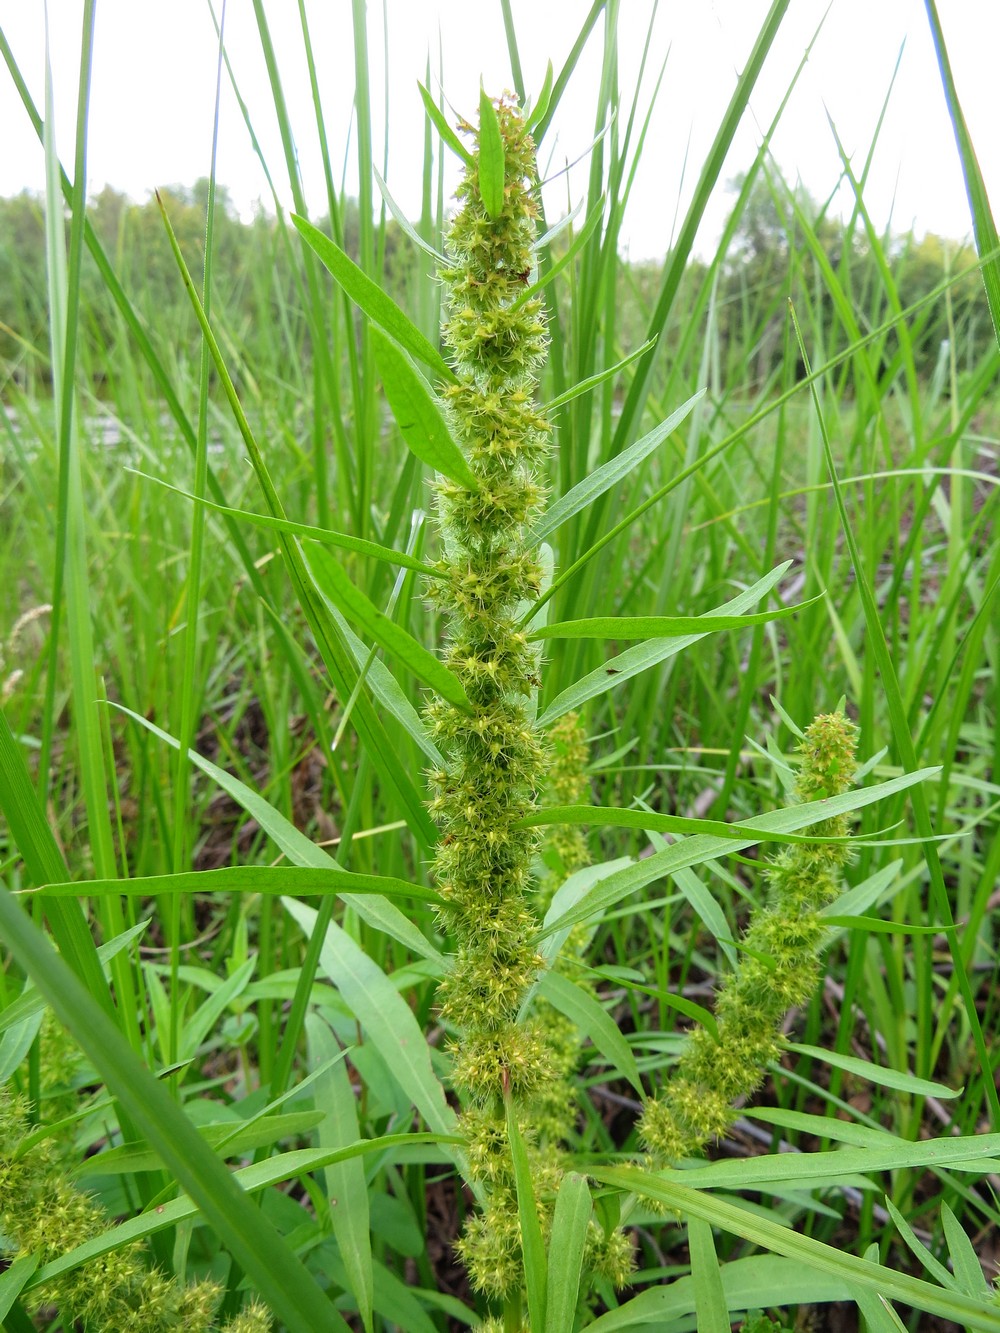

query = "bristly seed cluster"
[640,711,860,1163]
[427,95,553,1104]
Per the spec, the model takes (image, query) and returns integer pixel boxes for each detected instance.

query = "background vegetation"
[0,2,998,1330]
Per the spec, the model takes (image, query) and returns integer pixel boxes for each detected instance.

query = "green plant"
[0,4,998,1331]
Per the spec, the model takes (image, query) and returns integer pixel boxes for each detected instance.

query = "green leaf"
[519,803,859,847]
[0,919,149,1038]
[282,899,458,1143]
[320,596,444,767]
[925,1,1000,349]
[0,1257,37,1323]
[291,212,455,381]
[655,1132,1000,1191]
[0,882,350,1333]
[533,390,702,541]
[941,1200,992,1298]
[532,598,821,641]
[370,326,477,488]
[595,1167,1000,1331]
[544,1173,592,1333]
[373,166,447,264]
[525,59,554,131]
[784,1042,960,1100]
[75,1111,327,1176]
[155,197,436,847]
[302,543,472,713]
[417,81,473,166]
[512,193,606,309]
[539,768,939,940]
[27,1133,458,1291]
[585,1254,850,1331]
[109,704,440,962]
[0,709,111,1012]
[27,864,441,906]
[688,1217,730,1333]
[127,470,438,575]
[537,563,792,726]
[538,970,643,1097]
[544,337,656,413]
[507,1095,547,1329]
[477,87,505,218]
[308,1015,374,1333]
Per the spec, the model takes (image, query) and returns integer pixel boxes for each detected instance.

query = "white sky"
[0,1,997,262]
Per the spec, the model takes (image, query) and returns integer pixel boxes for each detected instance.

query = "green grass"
[1,4,999,1331]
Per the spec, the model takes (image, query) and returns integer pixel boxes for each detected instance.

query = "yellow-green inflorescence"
[427,93,551,1105]
[0,1081,272,1331]
[640,712,860,1163]
[426,96,632,1306]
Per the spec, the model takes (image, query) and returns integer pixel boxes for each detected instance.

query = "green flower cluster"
[641,712,859,1162]
[427,94,552,1108]
[427,96,634,1311]
[0,1086,271,1332]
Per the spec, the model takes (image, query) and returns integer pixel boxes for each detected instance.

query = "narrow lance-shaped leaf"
[370,327,478,488]
[477,86,505,218]
[526,58,554,131]
[506,1095,547,1329]
[129,470,439,575]
[544,1173,592,1333]
[594,1167,1000,1332]
[538,970,644,1098]
[532,596,821,640]
[544,337,656,413]
[26,865,441,905]
[417,80,473,165]
[291,212,456,382]
[538,562,793,725]
[303,542,472,713]
[533,388,702,540]
[539,767,940,940]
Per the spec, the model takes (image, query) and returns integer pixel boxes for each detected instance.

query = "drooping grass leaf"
[27,1133,459,1290]
[784,1043,960,1100]
[520,803,858,847]
[595,1167,1000,1331]
[585,1254,851,1331]
[75,1111,327,1176]
[128,470,439,575]
[537,564,792,725]
[109,704,441,963]
[371,327,477,487]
